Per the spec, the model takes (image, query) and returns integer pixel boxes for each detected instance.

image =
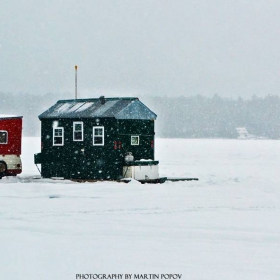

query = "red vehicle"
[0,115,23,179]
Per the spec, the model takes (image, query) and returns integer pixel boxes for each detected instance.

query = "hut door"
[71,147,88,179]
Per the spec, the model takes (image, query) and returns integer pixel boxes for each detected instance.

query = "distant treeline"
[140,94,280,139]
[1,92,280,139]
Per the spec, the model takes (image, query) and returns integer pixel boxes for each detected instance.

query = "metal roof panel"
[38,97,157,120]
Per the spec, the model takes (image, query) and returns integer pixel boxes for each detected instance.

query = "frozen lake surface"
[1,138,280,280]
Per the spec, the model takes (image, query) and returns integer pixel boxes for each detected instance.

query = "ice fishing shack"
[0,115,23,179]
[34,96,160,181]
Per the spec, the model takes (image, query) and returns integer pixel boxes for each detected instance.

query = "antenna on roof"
[75,65,78,99]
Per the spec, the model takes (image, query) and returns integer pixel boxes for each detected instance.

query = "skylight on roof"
[75,102,93,112]
[67,102,86,112]
[55,103,73,113]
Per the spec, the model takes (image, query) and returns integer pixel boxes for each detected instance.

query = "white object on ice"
[123,164,159,180]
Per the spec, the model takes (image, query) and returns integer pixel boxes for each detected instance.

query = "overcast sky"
[1,0,280,98]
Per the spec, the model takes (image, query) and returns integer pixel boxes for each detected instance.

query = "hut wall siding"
[0,118,22,155]
[40,118,155,179]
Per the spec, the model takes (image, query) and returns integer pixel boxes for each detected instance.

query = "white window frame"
[53,127,64,146]
[93,126,104,146]
[131,135,139,145]
[73,121,84,141]
[0,130,8,144]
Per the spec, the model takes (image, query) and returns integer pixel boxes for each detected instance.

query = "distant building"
[236,127,254,139]
[34,96,157,180]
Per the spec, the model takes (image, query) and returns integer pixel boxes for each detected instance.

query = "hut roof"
[39,97,157,120]
[0,115,22,120]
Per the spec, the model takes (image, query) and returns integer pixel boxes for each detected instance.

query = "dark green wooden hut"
[34,96,157,180]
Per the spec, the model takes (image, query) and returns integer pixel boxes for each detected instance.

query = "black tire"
[0,161,7,178]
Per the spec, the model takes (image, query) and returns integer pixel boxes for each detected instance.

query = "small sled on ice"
[121,154,198,184]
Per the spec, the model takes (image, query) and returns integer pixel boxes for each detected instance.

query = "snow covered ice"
[1,137,280,280]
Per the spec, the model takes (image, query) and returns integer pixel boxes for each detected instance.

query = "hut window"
[93,126,104,146]
[131,136,139,145]
[73,122,83,141]
[0,131,8,144]
[53,127,64,146]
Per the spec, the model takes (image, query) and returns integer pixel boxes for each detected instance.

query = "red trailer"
[0,115,23,179]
